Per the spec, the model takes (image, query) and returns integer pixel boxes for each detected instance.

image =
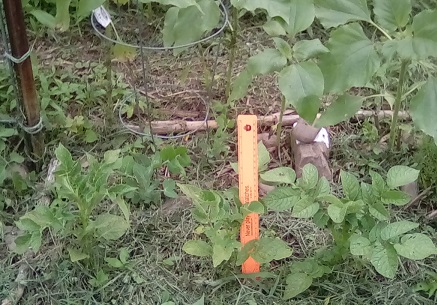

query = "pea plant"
[262,163,437,299]
[229,0,437,150]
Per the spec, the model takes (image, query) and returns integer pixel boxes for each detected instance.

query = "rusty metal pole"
[2,0,44,160]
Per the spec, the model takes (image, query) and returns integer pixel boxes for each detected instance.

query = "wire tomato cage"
[91,0,229,140]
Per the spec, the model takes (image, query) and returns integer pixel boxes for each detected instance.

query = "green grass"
[2,6,437,305]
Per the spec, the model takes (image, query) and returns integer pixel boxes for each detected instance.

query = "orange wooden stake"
[237,115,260,274]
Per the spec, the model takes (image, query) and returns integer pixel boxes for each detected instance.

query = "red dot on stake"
[244,124,251,131]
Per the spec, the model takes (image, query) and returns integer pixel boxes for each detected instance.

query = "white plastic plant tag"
[93,6,111,28]
[293,122,330,149]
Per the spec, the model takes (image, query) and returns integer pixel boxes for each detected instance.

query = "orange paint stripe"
[237,115,260,274]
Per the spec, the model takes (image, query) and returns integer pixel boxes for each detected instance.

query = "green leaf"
[55,143,74,168]
[315,177,331,198]
[190,294,205,305]
[119,247,129,264]
[212,243,234,267]
[162,0,220,50]
[392,10,437,60]
[278,62,324,108]
[241,201,265,218]
[381,221,419,241]
[340,171,360,200]
[263,18,287,36]
[368,201,390,221]
[55,0,71,31]
[370,242,398,279]
[283,273,313,300]
[103,149,121,164]
[293,95,321,124]
[113,197,130,222]
[14,234,32,255]
[292,198,320,218]
[258,141,270,171]
[369,170,386,195]
[315,94,363,127]
[394,233,437,260]
[247,49,287,75]
[231,0,299,25]
[327,202,347,223]
[292,39,329,61]
[262,187,300,211]
[29,10,56,29]
[260,167,296,185]
[251,237,293,263]
[411,78,437,143]
[229,70,253,102]
[77,0,105,19]
[84,129,98,143]
[386,166,419,189]
[381,190,411,206]
[112,44,137,62]
[273,37,292,60]
[284,0,315,37]
[0,127,17,138]
[93,214,129,240]
[68,248,89,262]
[373,0,411,32]
[105,257,124,268]
[300,163,319,190]
[183,240,212,257]
[350,234,372,258]
[318,23,380,93]
[314,0,371,29]
[163,179,178,198]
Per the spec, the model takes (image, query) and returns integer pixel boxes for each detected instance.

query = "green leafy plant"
[261,163,437,299]
[178,183,292,268]
[229,0,437,150]
[14,143,134,263]
[414,270,437,298]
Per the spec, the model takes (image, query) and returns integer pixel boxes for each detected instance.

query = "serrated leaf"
[292,198,319,218]
[278,62,324,109]
[283,273,313,300]
[381,190,411,206]
[350,234,372,258]
[370,242,398,279]
[183,240,212,257]
[247,49,287,75]
[292,39,329,61]
[318,23,380,94]
[68,248,89,262]
[373,0,411,32]
[411,78,437,143]
[386,166,419,189]
[260,167,296,185]
[314,0,371,29]
[262,187,300,211]
[381,221,419,241]
[315,94,363,127]
[340,170,360,200]
[394,233,437,260]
